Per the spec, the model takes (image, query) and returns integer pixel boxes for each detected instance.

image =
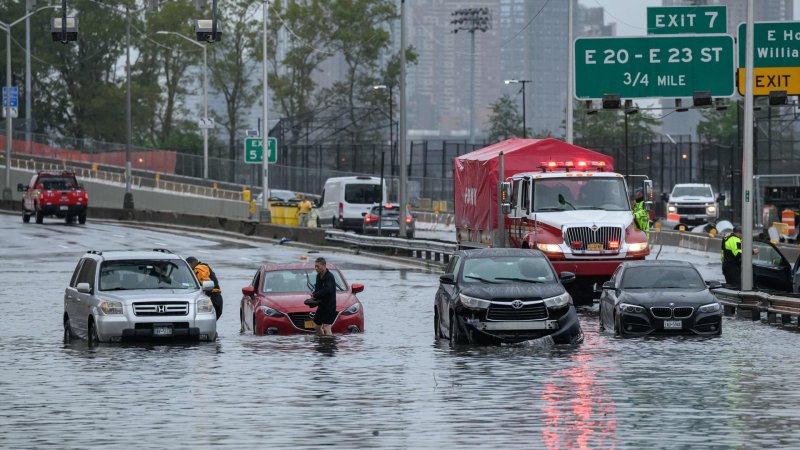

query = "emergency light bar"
[537,160,608,172]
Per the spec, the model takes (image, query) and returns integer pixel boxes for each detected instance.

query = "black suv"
[434,248,583,345]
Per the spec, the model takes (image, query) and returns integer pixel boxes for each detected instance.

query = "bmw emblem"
[511,300,524,309]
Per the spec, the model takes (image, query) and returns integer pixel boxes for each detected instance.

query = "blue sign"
[2,87,18,108]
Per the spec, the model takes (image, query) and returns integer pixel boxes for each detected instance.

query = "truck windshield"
[99,260,198,291]
[532,177,629,212]
[672,186,713,197]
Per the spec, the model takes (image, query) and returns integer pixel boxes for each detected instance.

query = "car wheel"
[88,318,100,345]
[406,231,414,239]
[614,314,622,338]
[253,314,259,336]
[434,308,441,339]
[78,212,86,225]
[598,304,605,331]
[449,312,469,346]
[65,215,74,224]
[63,315,73,342]
[35,209,44,224]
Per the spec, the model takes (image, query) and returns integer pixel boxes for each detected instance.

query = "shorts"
[313,305,336,325]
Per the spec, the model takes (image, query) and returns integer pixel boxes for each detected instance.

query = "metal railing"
[712,287,800,325]
[325,230,457,264]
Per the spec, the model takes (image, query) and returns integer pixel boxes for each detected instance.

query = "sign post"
[737,21,800,95]
[244,137,277,164]
[574,35,735,99]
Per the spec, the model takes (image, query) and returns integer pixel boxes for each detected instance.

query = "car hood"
[618,289,716,306]
[97,289,205,303]
[460,283,565,300]
[669,196,714,203]
[258,292,358,313]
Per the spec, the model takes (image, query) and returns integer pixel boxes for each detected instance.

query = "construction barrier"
[782,210,796,235]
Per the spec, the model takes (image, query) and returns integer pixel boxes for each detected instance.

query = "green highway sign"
[244,137,277,164]
[574,35,735,99]
[647,6,726,35]
[738,21,800,68]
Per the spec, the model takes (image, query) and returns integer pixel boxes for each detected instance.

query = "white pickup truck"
[664,183,721,226]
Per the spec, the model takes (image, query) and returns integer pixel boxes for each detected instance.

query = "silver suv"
[63,249,217,343]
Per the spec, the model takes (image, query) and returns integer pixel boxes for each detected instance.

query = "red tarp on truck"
[454,138,615,231]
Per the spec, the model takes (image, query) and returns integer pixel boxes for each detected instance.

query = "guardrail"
[712,287,800,326]
[325,230,457,265]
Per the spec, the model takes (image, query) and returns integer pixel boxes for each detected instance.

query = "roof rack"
[86,250,103,255]
[152,248,173,253]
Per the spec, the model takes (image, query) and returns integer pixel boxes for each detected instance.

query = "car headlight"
[536,243,562,253]
[706,205,717,214]
[628,242,648,252]
[99,301,123,315]
[197,298,214,314]
[619,303,645,313]
[458,294,491,310]
[667,205,677,213]
[698,302,721,313]
[543,292,571,308]
[257,305,285,317]
[341,303,360,315]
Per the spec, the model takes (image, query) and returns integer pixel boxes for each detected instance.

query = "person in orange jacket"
[187,256,223,320]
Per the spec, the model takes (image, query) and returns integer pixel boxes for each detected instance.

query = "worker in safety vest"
[632,189,650,238]
[187,256,223,319]
[720,226,743,288]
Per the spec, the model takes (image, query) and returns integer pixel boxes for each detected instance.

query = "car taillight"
[364,214,378,223]
[405,215,412,224]
[338,202,343,219]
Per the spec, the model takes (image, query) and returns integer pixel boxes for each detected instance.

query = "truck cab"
[664,183,719,226]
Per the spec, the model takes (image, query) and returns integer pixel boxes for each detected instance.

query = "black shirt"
[314,270,337,311]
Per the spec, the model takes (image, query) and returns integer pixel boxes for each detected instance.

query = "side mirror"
[351,283,364,294]
[16,183,26,192]
[241,286,255,296]
[717,194,726,203]
[439,273,455,285]
[36,183,44,190]
[661,192,669,202]
[644,201,654,212]
[501,203,511,214]
[643,179,653,202]
[361,212,367,217]
[202,280,215,291]
[593,282,603,293]
[706,280,722,289]
[76,282,91,294]
[602,281,616,290]
[559,271,576,284]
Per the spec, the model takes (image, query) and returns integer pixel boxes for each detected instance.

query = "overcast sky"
[580,0,800,36]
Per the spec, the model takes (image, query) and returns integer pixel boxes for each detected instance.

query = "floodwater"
[2,213,800,448]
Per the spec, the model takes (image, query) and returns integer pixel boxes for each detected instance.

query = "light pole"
[504,79,530,138]
[451,7,491,145]
[373,84,392,237]
[261,0,271,222]
[1,5,59,201]
[399,0,407,237]
[156,31,209,179]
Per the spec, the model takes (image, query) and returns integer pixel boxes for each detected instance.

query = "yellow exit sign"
[737,67,800,96]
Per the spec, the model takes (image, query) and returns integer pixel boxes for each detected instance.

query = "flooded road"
[2,213,800,448]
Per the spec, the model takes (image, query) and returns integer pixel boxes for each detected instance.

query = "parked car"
[750,240,799,293]
[18,171,88,224]
[239,264,364,335]
[663,183,722,226]
[434,248,583,345]
[598,260,723,337]
[362,203,415,238]
[63,249,218,344]
[317,176,387,232]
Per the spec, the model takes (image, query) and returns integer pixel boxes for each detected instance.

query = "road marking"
[58,244,69,249]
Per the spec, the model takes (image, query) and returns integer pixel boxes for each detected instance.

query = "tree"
[573,100,660,145]
[697,99,738,144]
[208,0,260,158]
[487,94,528,142]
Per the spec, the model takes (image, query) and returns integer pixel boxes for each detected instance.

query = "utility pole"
[451,7,491,146]
[566,0,574,143]
[261,0,271,222]
[123,6,134,209]
[741,0,755,291]
[399,0,407,237]
[25,0,33,148]
[504,79,530,138]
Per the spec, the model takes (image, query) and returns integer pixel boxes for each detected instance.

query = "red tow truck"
[17,171,88,224]
[454,138,653,302]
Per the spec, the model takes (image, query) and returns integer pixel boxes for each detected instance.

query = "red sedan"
[240,264,365,335]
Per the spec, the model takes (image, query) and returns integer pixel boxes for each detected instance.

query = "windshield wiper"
[577,207,606,210]
[534,207,565,212]
[464,275,499,284]
[495,277,545,283]
[101,287,129,291]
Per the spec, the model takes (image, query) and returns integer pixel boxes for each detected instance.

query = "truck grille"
[676,206,707,215]
[486,301,548,321]
[564,226,623,251]
[133,302,189,316]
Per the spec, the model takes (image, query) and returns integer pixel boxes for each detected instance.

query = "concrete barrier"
[651,229,800,262]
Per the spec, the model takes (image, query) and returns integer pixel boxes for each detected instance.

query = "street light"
[504,79,530,138]
[156,31,209,179]
[373,84,393,237]
[1,4,61,201]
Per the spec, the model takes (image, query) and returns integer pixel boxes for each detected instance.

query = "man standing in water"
[310,257,336,336]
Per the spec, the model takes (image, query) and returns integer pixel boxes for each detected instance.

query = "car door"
[793,254,800,293]
[73,258,98,337]
[600,267,622,329]
[23,174,37,210]
[64,258,85,329]
[752,241,792,292]
[438,256,462,338]
[245,270,261,332]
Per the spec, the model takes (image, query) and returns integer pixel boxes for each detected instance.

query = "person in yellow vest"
[632,189,650,238]
[720,226,742,288]
[297,196,313,227]
[187,257,223,319]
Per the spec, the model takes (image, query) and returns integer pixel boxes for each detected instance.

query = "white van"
[317,176,387,231]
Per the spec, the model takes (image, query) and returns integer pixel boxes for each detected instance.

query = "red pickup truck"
[17,171,89,224]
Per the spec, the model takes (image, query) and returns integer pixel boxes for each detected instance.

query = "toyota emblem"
[511,300,524,309]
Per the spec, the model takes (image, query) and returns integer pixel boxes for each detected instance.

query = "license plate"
[59,205,68,211]
[687,215,696,220]
[663,320,682,329]
[153,326,173,336]
[382,221,394,226]
[587,243,603,251]
[304,320,315,329]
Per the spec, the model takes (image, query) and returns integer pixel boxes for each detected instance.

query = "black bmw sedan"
[598,260,723,337]
[434,248,583,345]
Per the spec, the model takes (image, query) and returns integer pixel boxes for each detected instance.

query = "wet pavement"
[2,212,800,448]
